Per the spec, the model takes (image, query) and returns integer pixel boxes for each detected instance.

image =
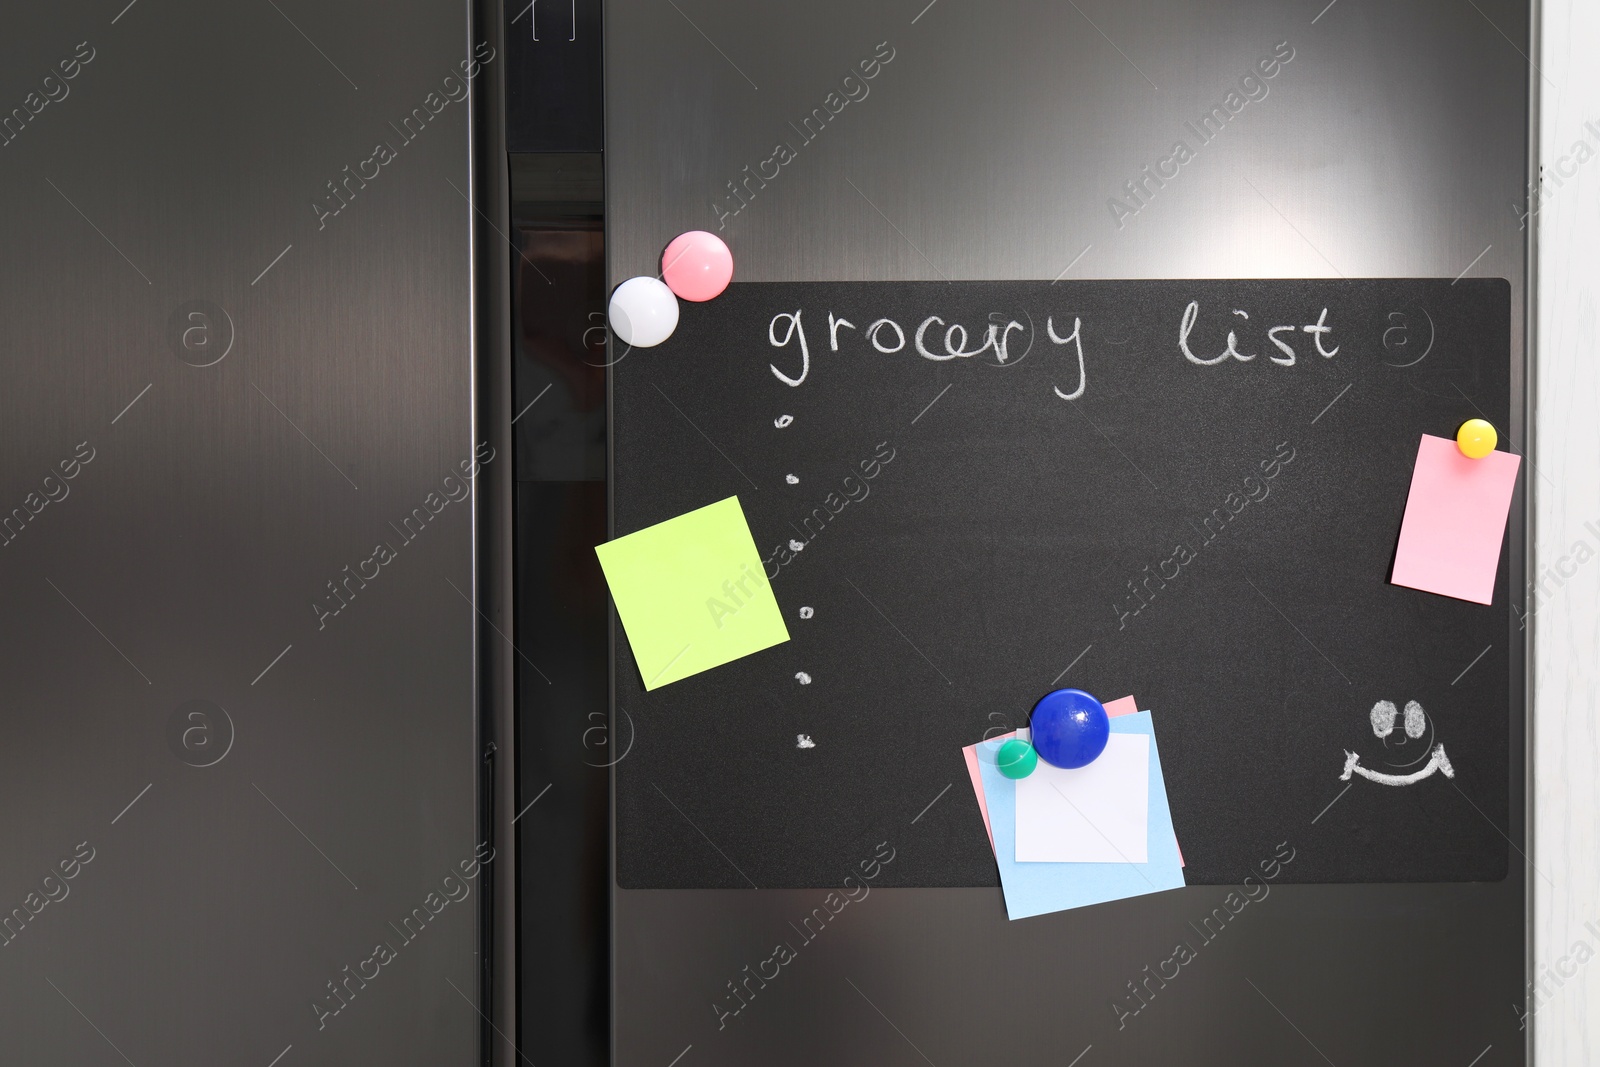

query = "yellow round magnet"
[1457,419,1498,459]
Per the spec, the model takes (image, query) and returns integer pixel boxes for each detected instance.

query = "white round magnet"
[608,276,679,348]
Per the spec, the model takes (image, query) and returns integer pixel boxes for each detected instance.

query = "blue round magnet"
[1028,688,1109,769]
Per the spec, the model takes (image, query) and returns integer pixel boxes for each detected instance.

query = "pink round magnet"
[661,230,733,302]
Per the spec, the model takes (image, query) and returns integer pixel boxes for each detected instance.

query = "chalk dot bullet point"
[796,672,811,685]
[796,733,815,749]
[788,539,805,552]
[786,474,799,484]
[798,606,814,619]
[775,415,793,428]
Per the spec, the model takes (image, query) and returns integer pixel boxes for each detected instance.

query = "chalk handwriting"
[769,308,1028,389]
[1179,302,1338,366]
[911,314,1025,363]
[763,300,1341,400]
[1048,316,1087,400]
[769,311,809,386]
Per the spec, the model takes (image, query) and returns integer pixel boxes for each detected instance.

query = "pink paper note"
[1391,435,1521,605]
[963,695,1170,857]
[962,737,1002,853]
[1103,695,1137,718]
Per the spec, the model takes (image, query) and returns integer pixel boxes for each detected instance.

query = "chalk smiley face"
[1340,699,1455,785]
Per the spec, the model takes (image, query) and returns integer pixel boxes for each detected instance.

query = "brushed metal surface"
[0,3,484,1064]
[474,1,520,1064]
[606,0,1530,1063]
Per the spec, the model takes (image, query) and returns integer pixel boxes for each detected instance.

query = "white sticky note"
[1015,734,1149,863]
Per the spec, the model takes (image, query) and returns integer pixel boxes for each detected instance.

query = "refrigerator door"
[0,4,487,1064]
[603,1,1529,1064]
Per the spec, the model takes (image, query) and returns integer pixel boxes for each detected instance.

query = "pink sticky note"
[962,737,1002,853]
[1103,695,1138,718]
[1391,435,1521,605]
[963,695,1157,856]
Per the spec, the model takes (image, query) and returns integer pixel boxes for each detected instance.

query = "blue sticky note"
[976,711,1185,920]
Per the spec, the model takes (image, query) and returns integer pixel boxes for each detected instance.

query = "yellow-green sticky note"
[595,496,789,690]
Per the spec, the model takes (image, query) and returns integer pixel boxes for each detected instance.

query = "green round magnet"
[997,738,1038,779]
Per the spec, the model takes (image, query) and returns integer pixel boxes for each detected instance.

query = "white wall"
[1535,1,1600,1061]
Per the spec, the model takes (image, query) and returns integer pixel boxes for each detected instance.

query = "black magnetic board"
[612,278,1512,888]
